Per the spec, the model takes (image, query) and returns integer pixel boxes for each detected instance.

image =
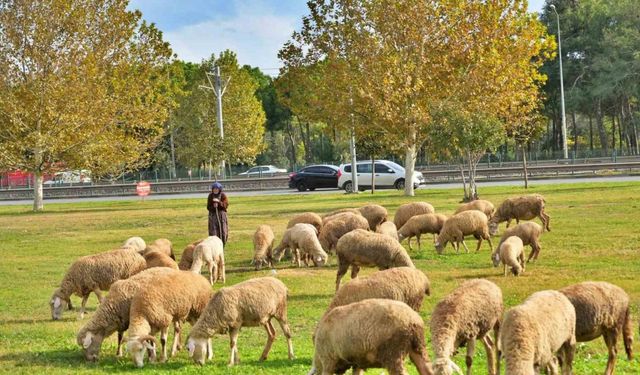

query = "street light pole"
[550,4,568,159]
[199,66,231,178]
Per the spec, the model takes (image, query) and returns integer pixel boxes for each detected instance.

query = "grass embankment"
[0,182,638,374]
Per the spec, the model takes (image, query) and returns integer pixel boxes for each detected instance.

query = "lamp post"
[550,4,568,159]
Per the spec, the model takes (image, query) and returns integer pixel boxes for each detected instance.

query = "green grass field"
[0,181,639,374]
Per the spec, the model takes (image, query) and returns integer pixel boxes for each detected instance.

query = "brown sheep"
[489,194,550,235]
[393,202,435,230]
[454,199,495,219]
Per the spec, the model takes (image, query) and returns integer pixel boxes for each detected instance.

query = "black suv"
[288,165,340,191]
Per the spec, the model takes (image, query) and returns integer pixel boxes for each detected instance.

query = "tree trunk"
[572,111,578,156]
[33,170,44,211]
[589,114,593,151]
[628,99,639,155]
[371,156,375,194]
[403,130,416,197]
[611,114,616,153]
[596,100,608,154]
[169,127,176,179]
[617,113,623,153]
[522,144,529,189]
[285,120,296,171]
[459,163,469,201]
[468,151,480,201]
[552,115,557,151]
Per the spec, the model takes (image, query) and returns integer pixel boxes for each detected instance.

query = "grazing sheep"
[489,194,550,235]
[376,221,399,241]
[500,290,576,375]
[357,204,388,231]
[49,248,146,320]
[398,213,448,251]
[126,270,213,367]
[76,268,176,362]
[435,210,493,254]
[186,277,294,366]
[335,229,415,291]
[318,213,370,254]
[497,222,544,263]
[253,225,275,270]
[321,208,361,224]
[178,239,204,271]
[393,201,435,230]
[430,279,503,375]
[454,199,495,219]
[311,299,433,375]
[190,236,225,284]
[144,250,179,270]
[273,223,328,267]
[492,236,525,277]
[560,281,634,375]
[287,212,323,232]
[144,238,174,259]
[123,236,146,252]
[328,267,430,312]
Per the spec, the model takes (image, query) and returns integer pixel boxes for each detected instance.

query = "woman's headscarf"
[211,182,223,191]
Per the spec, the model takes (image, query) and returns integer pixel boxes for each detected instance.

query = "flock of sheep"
[47,193,635,374]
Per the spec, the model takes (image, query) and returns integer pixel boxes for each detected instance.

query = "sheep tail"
[623,306,633,360]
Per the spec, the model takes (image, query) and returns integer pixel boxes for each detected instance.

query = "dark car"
[288,165,340,191]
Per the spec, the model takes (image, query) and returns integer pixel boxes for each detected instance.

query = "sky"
[129,0,548,74]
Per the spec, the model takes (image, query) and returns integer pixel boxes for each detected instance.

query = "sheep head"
[491,251,500,267]
[186,336,209,365]
[433,357,463,375]
[434,241,445,255]
[77,330,105,362]
[49,290,68,320]
[488,220,500,236]
[127,335,156,368]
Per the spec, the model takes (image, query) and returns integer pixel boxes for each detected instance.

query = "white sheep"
[430,279,503,375]
[186,277,294,366]
[253,224,275,270]
[76,267,176,362]
[287,212,323,232]
[492,236,525,277]
[500,290,576,374]
[190,236,225,284]
[126,270,213,367]
[122,236,146,252]
[273,223,328,267]
[335,229,415,291]
[393,201,435,230]
[454,199,495,219]
[398,213,448,250]
[560,281,634,374]
[50,247,146,320]
[318,212,370,254]
[497,222,544,263]
[435,210,493,254]
[310,298,433,375]
[376,221,399,241]
[489,193,550,235]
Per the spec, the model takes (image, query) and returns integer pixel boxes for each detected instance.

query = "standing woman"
[207,182,229,245]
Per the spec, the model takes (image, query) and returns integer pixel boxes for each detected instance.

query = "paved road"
[1,175,638,206]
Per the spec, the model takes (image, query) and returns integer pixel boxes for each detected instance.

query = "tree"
[175,51,266,175]
[0,0,179,210]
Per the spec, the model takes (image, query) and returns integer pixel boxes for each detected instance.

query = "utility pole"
[550,4,568,159]
[349,96,358,193]
[199,66,231,179]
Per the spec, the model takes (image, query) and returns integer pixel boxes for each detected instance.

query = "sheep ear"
[82,332,93,349]
[186,339,195,357]
[53,297,61,309]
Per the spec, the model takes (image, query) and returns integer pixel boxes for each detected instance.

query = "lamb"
[144,238,174,259]
[328,267,430,312]
[273,223,328,267]
[190,236,225,284]
[186,277,294,366]
[454,199,495,219]
[310,299,433,375]
[492,236,525,276]
[177,239,204,271]
[318,212,370,254]
[122,236,146,252]
[393,201,435,230]
[335,229,415,291]
[376,221,399,241]
[287,212,323,233]
[489,193,550,235]
[430,279,503,375]
[253,225,275,270]
[76,267,176,362]
[126,270,213,367]
[144,250,179,270]
[398,213,448,251]
[559,281,633,375]
[497,222,544,262]
[434,210,493,254]
[357,204,388,231]
[49,247,147,320]
[500,290,576,375]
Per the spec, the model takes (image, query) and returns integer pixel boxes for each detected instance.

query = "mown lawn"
[0,181,639,374]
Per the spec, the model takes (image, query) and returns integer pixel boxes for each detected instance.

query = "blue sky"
[129,0,547,74]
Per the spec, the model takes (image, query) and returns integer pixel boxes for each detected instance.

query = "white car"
[337,160,424,192]
[238,165,287,177]
[44,170,92,185]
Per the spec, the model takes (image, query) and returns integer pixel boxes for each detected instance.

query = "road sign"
[136,181,151,197]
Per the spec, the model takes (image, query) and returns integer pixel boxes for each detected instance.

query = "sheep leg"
[386,358,408,375]
[93,289,104,304]
[465,337,476,375]
[353,368,365,375]
[350,264,361,279]
[79,294,89,319]
[519,252,525,274]
[228,327,240,366]
[335,263,349,291]
[407,236,413,251]
[540,211,551,231]
[259,320,277,361]
[485,235,493,253]
[529,241,542,262]
[207,338,213,361]
[506,219,512,228]
[503,264,508,277]
[275,316,295,360]
[170,321,181,357]
[560,338,575,375]
[295,249,302,268]
[482,335,497,375]
[116,330,124,357]
[461,240,470,253]
[603,330,618,375]
[474,237,483,252]
[219,256,226,283]
[416,234,421,251]
[408,347,432,375]
[160,326,169,362]
[207,260,214,285]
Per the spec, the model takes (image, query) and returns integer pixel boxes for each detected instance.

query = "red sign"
[136,181,151,197]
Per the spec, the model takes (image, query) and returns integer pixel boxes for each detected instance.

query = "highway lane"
[1,175,638,206]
